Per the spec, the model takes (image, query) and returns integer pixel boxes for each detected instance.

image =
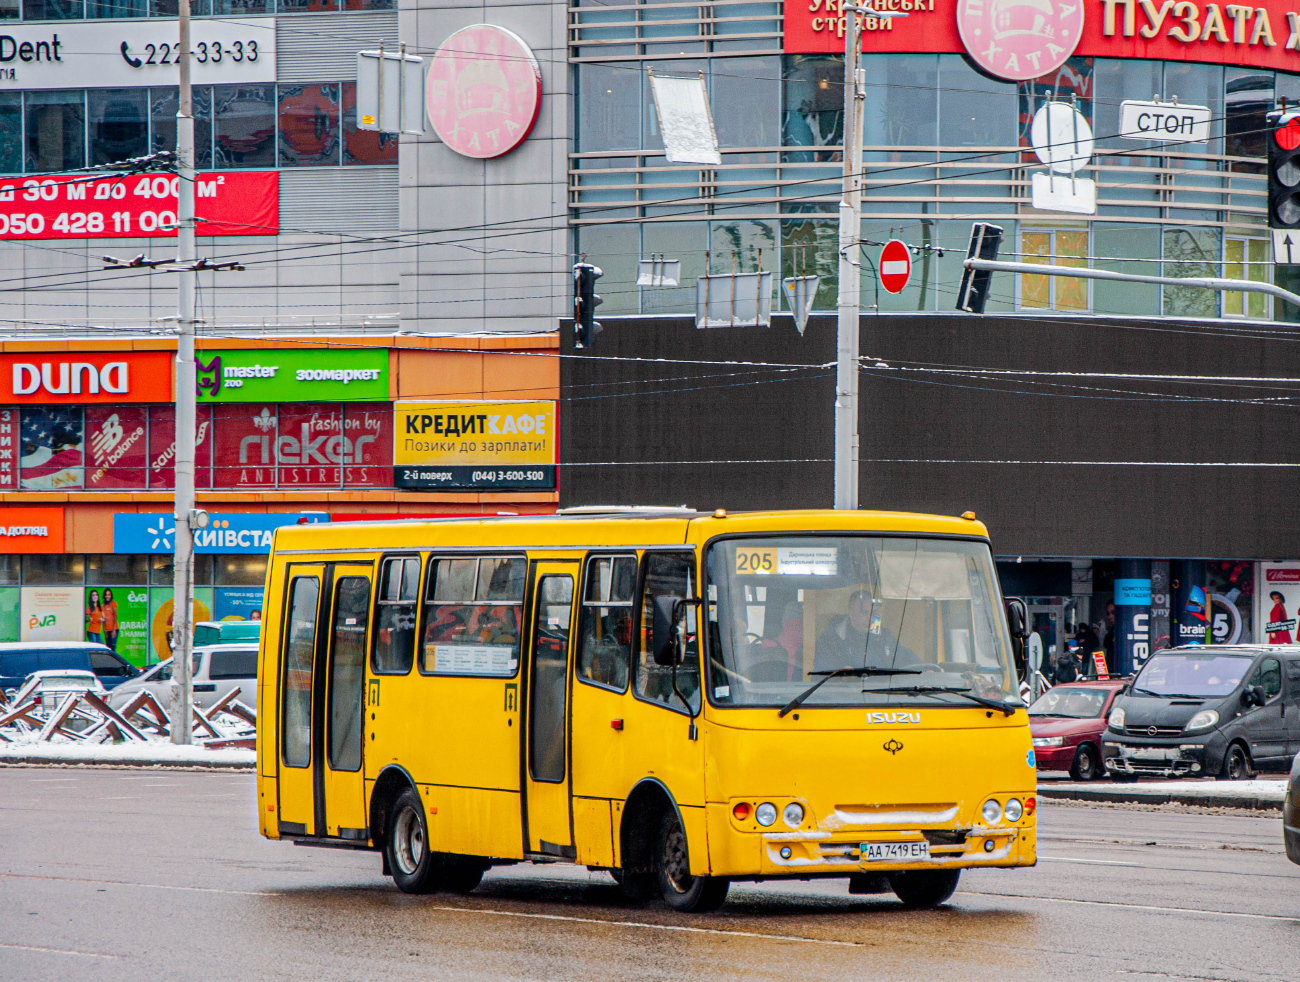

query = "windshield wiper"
[1132,687,1202,698]
[777,666,923,718]
[882,684,1020,717]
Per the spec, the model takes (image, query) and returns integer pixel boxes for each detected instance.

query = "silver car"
[107,643,259,714]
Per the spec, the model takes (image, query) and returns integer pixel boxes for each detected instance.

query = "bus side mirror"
[653,595,683,667]
[1005,598,1028,640]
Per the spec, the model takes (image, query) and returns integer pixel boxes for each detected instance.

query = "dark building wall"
[560,313,1300,559]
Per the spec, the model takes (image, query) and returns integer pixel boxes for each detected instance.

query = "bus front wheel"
[656,812,729,912]
[888,869,961,908]
[386,789,441,895]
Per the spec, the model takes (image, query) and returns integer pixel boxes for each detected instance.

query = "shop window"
[712,56,780,150]
[148,404,214,490]
[88,89,149,166]
[782,55,842,163]
[340,82,398,165]
[87,554,149,586]
[862,54,939,154]
[22,555,85,585]
[1163,227,1221,318]
[1092,223,1160,316]
[0,94,20,174]
[341,403,393,488]
[87,0,147,15]
[578,63,640,153]
[151,0,215,12]
[1018,228,1088,312]
[0,556,18,585]
[1224,237,1270,319]
[150,555,212,586]
[212,0,268,12]
[939,54,1017,149]
[214,84,275,168]
[25,91,85,174]
[342,0,395,9]
[1225,69,1271,169]
[277,83,340,167]
[20,406,83,490]
[21,0,83,17]
[215,554,268,587]
[0,0,15,16]
[277,0,339,11]
[151,87,214,169]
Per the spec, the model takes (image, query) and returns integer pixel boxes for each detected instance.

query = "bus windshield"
[704,536,1016,709]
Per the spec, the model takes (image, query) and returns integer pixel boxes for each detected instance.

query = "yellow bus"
[256,507,1036,911]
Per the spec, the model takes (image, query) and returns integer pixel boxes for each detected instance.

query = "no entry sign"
[879,239,912,294]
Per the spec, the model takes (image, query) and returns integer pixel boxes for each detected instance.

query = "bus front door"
[524,562,578,857]
[276,562,373,841]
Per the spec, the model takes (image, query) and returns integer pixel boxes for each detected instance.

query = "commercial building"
[0,0,1298,676]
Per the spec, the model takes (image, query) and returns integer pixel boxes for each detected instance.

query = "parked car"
[1102,645,1300,780]
[193,621,261,647]
[9,668,108,708]
[1286,752,1300,866]
[0,642,139,699]
[1029,679,1128,780]
[107,643,259,713]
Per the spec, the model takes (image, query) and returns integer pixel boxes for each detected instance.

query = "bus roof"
[269,509,991,554]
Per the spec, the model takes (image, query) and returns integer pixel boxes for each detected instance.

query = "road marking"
[0,873,277,897]
[0,941,118,959]
[1040,855,1141,867]
[99,796,140,800]
[959,890,1300,923]
[427,905,870,946]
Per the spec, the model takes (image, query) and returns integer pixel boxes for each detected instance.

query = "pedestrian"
[1076,621,1101,676]
[1056,639,1079,683]
[85,589,104,644]
[1102,602,1116,675]
[102,587,120,652]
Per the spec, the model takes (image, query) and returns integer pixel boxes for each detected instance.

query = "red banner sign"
[786,0,1300,76]
[0,352,173,404]
[0,170,278,240]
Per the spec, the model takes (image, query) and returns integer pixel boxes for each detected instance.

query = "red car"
[1029,680,1128,781]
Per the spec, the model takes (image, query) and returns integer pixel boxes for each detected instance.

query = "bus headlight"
[1004,798,1023,822]
[782,802,805,828]
[756,802,777,827]
[982,799,1003,824]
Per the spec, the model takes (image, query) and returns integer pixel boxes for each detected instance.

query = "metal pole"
[834,4,863,510]
[171,0,197,745]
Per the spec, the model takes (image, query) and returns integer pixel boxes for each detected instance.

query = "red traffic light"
[1277,118,1300,151]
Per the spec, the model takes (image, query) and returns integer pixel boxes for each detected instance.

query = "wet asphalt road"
[1,767,1297,982]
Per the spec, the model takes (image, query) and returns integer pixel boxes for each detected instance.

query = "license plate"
[860,840,931,862]
[1133,747,1177,760]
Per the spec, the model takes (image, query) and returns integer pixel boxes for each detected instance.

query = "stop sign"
[879,239,912,294]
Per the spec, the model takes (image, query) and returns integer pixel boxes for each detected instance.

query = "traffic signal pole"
[834,5,864,511]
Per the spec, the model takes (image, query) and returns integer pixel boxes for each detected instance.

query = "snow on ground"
[0,739,254,768]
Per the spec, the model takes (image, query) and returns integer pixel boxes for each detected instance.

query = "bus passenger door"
[277,565,326,837]
[524,562,578,857]
[320,565,374,839]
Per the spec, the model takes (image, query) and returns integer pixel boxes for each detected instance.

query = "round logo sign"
[955,0,1084,82]
[879,239,912,294]
[426,24,543,160]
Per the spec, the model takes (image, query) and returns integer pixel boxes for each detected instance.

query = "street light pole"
[170,0,197,745]
[834,4,864,510]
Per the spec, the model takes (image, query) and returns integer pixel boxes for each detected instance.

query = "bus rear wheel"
[656,812,729,912]
[888,869,961,908]
[386,789,441,895]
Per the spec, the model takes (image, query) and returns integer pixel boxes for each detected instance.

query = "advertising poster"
[20,586,85,642]
[194,348,388,403]
[212,403,277,488]
[0,587,19,642]
[1258,563,1300,646]
[277,403,343,488]
[111,588,151,668]
[215,587,265,622]
[20,406,83,490]
[148,405,213,490]
[85,406,149,490]
[148,588,213,664]
[1208,561,1254,645]
[393,401,557,490]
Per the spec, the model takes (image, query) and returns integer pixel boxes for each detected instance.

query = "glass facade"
[573,51,1281,320]
[9,0,391,16]
[0,82,396,174]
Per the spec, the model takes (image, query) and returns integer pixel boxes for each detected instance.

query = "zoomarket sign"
[785,0,1300,77]
[194,348,389,403]
[0,172,278,240]
[0,352,172,404]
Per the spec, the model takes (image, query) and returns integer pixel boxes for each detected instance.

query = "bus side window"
[373,557,419,675]
[634,551,700,712]
[421,556,526,676]
[577,554,637,691]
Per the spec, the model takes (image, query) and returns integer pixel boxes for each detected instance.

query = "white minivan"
[108,643,258,713]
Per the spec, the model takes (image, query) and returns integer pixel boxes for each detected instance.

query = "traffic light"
[1268,109,1300,229]
[573,263,603,349]
[955,222,1004,314]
